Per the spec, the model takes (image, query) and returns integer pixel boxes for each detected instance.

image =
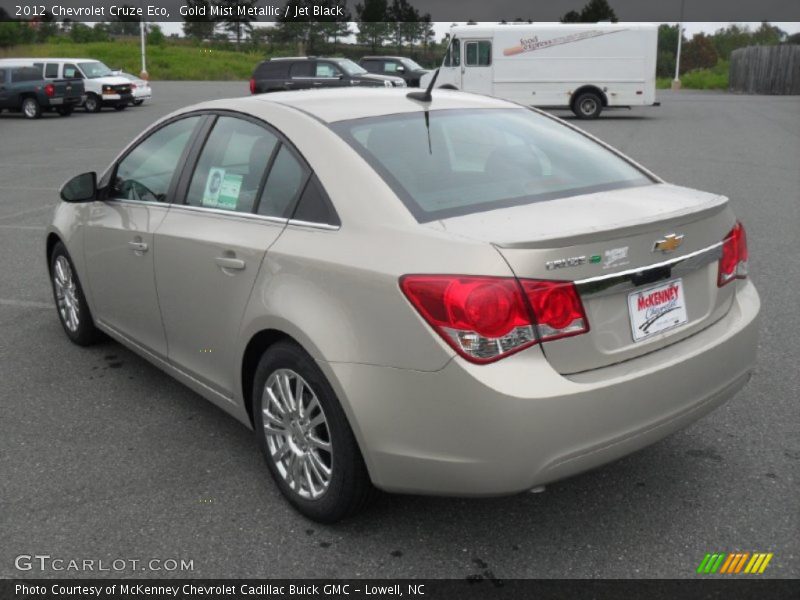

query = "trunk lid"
[429,183,738,373]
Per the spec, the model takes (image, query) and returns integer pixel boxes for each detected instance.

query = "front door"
[461,39,493,96]
[83,116,202,357]
[154,115,310,396]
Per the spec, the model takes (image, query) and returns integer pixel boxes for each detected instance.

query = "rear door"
[461,39,493,95]
[153,113,310,396]
[288,61,315,90]
[83,115,203,357]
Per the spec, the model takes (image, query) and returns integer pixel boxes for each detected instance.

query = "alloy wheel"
[261,369,333,500]
[53,255,79,332]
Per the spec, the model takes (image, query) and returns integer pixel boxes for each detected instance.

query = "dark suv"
[250,57,406,94]
[358,56,429,88]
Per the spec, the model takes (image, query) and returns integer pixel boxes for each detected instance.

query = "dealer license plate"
[627,278,688,342]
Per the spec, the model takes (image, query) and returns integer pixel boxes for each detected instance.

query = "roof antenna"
[407,68,439,102]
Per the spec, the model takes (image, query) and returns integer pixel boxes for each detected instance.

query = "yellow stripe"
[758,553,774,574]
[719,553,736,574]
[744,554,761,573]
[734,553,750,573]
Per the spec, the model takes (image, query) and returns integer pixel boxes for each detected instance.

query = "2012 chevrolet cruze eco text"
[47,88,760,522]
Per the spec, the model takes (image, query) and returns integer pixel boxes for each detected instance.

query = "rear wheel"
[49,242,103,346]
[84,94,101,113]
[572,91,603,119]
[22,97,41,119]
[253,341,375,522]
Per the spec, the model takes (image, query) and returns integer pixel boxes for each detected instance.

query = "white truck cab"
[422,23,658,119]
[0,58,133,112]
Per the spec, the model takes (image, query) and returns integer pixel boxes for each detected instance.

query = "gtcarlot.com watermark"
[14,554,194,573]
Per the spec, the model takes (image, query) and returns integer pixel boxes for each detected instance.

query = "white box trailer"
[422,23,658,119]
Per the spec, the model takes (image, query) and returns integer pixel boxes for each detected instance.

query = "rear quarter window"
[11,67,42,83]
[255,61,288,79]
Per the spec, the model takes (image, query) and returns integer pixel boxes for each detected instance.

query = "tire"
[57,105,73,117]
[133,99,144,106]
[22,97,41,119]
[114,103,126,111]
[572,91,603,119]
[84,94,101,113]
[49,242,103,346]
[252,341,375,522]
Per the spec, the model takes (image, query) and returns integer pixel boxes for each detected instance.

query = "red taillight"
[249,78,256,94]
[44,83,55,98]
[520,280,589,341]
[400,275,588,363]
[718,221,748,287]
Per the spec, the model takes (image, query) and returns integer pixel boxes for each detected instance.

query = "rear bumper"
[323,280,760,495]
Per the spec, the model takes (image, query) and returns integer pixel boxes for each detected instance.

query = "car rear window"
[330,108,653,222]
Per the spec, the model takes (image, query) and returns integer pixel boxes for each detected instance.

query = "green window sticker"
[202,168,243,210]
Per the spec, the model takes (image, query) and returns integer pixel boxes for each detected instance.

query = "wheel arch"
[570,85,608,108]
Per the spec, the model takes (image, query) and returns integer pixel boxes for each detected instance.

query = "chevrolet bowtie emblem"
[653,233,684,253]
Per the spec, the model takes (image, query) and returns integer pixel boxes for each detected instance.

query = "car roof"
[188,88,519,124]
[0,58,100,63]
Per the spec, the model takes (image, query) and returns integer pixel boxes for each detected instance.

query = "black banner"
[3,579,799,600]
[1,0,799,23]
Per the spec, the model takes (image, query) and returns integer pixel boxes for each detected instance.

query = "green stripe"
[697,554,712,574]
[704,554,719,573]
[710,554,727,573]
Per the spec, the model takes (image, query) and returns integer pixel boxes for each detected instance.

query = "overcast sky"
[156,21,800,40]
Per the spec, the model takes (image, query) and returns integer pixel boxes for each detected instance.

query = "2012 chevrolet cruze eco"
[48,88,759,522]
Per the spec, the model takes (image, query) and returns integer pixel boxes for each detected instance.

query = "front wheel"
[114,103,126,111]
[572,91,603,119]
[22,97,41,119]
[253,341,375,522]
[133,99,144,106]
[57,105,73,117]
[84,94,101,113]
[49,242,103,346]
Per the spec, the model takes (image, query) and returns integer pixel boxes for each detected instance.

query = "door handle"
[128,240,148,253]
[215,256,245,271]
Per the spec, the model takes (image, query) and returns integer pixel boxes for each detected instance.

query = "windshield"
[335,59,367,76]
[79,61,113,79]
[401,58,424,71]
[331,108,653,222]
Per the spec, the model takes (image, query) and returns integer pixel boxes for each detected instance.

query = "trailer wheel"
[572,91,603,119]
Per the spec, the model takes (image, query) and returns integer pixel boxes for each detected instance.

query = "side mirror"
[60,172,97,203]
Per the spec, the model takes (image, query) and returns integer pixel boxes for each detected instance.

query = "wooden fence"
[729,45,800,95]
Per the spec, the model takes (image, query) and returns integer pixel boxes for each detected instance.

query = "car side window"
[63,64,81,79]
[0,69,5,81]
[257,145,308,218]
[450,39,461,66]
[45,63,59,79]
[110,116,201,203]
[292,175,340,226]
[315,62,340,78]
[383,61,399,73]
[185,116,279,214]
[290,62,313,78]
[465,41,491,66]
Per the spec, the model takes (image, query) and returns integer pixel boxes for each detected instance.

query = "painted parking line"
[0,298,52,309]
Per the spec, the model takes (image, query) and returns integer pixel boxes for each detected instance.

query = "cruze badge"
[653,233,684,253]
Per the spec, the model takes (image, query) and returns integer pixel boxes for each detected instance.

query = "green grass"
[657,60,730,90]
[0,41,263,80]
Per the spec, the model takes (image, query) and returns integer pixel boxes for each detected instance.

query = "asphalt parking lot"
[1,85,798,579]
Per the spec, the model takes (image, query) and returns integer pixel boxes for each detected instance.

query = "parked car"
[250,57,405,94]
[0,58,132,112]
[112,71,152,106]
[0,64,84,118]
[359,56,429,87]
[48,88,759,522]
[421,23,659,118]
